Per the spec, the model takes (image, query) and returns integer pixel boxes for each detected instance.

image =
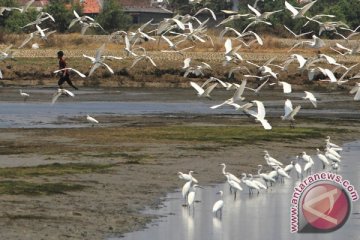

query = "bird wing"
[63,89,75,97]
[299,0,317,16]
[233,80,246,101]
[194,8,216,21]
[95,43,105,61]
[285,1,299,16]
[102,62,114,74]
[284,99,293,117]
[51,90,62,104]
[324,68,337,82]
[280,81,292,93]
[247,4,261,17]
[88,62,102,76]
[289,105,301,119]
[68,68,86,78]
[204,82,218,96]
[251,100,266,119]
[224,38,232,54]
[259,118,272,130]
[335,43,351,52]
[354,87,360,101]
[183,57,191,69]
[339,63,359,82]
[18,32,34,48]
[161,34,174,47]
[190,81,204,95]
[304,91,317,107]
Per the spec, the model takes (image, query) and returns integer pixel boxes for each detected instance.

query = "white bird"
[190,81,217,99]
[19,89,29,101]
[51,88,75,104]
[249,100,272,130]
[331,42,360,56]
[285,0,317,19]
[319,63,358,85]
[210,80,246,109]
[54,68,86,78]
[219,163,241,183]
[316,148,330,169]
[181,180,192,203]
[257,165,276,187]
[178,171,198,183]
[84,44,114,77]
[325,151,341,163]
[241,173,260,194]
[69,9,95,29]
[86,115,99,126]
[289,35,325,52]
[224,38,243,65]
[281,99,301,127]
[303,91,317,108]
[276,81,292,94]
[248,174,267,190]
[283,25,313,39]
[303,156,314,175]
[187,184,203,210]
[212,191,224,217]
[245,78,269,95]
[301,152,312,163]
[325,136,343,151]
[325,146,341,159]
[225,174,243,199]
[276,166,291,179]
[264,150,284,167]
[294,156,302,178]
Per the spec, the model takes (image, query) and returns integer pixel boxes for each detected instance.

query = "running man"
[57,51,78,90]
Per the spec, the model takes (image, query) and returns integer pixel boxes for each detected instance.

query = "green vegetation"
[0,180,86,195]
[0,163,114,178]
[96,0,131,32]
[129,126,346,144]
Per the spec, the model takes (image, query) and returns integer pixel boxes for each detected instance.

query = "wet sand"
[0,88,360,239]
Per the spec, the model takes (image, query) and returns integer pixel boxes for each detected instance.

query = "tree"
[44,1,77,33]
[96,0,131,33]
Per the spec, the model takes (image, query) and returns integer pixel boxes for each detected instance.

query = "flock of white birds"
[0,0,359,127]
[179,136,343,217]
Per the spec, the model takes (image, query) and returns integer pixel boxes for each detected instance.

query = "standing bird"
[241,173,260,194]
[19,89,29,101]
[316,148,330,169]
[187,184,203,211]
[225,174,243,199]
[212,191,224,218]
[177,171,198,183]
[86,115,99,126]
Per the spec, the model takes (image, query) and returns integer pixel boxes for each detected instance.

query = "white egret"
[303,156,314,175]
[177,171,198,183]
[316,148,329,169]
[187,184,203,210]
[51,88,75,104]
[264,150,284,167]
[248,174,267,190]
[303,91,317,108]
[219,163,241,183]
[281,99,301,128]
[285,0,317,19]
[19,89,29,101]
[301,152,312,163]
[86,115,99,126]
[212,191,224,218]
[257,165,276,187]
[241,173,260,194]
[225,174,243,199]
[249,100,272,130]
[190,81,218,99]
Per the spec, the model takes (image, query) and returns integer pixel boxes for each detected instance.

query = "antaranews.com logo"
[290,172,359,233]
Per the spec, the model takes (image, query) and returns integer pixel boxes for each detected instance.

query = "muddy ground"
[0,109,359,239]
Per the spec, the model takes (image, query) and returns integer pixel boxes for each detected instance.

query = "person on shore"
[57,51,79,90]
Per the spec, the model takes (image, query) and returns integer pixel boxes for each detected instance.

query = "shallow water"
[110,141,360,240]
[0,88,359,128]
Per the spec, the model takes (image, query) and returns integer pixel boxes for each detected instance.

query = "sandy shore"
[0,110,359,239]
